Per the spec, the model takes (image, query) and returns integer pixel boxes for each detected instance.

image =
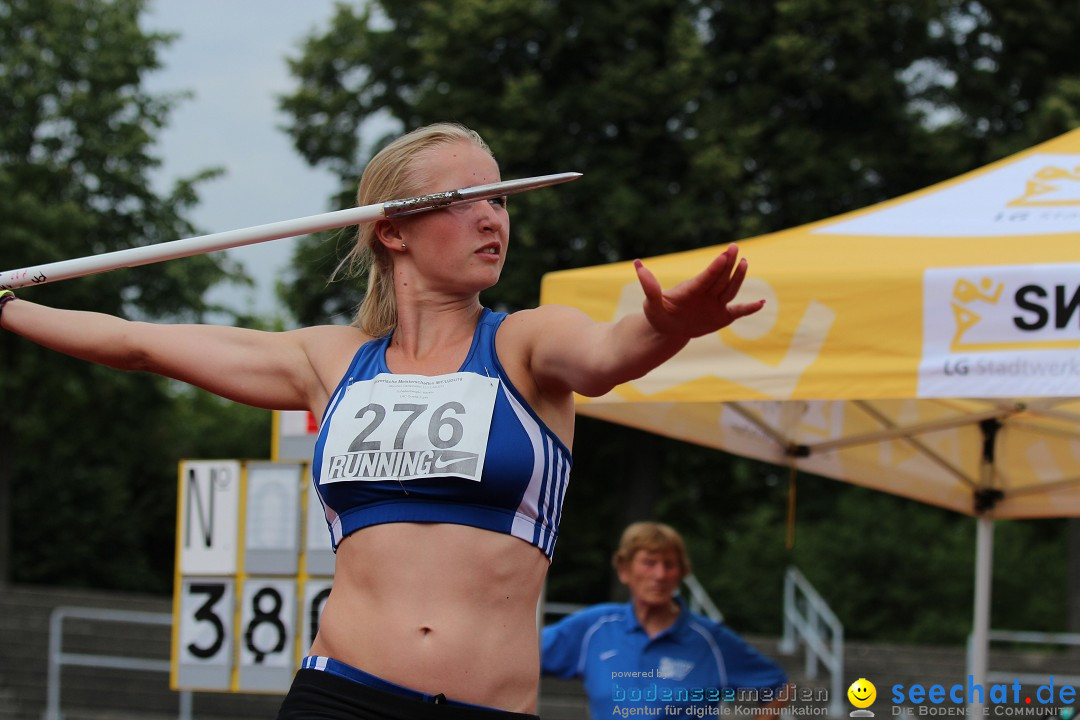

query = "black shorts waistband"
[277,667,540,720]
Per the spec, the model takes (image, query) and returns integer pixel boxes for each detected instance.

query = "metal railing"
[45,606,192,720]
[779,566,845,717]
[968,629,1080,686]
[684,574,724,622]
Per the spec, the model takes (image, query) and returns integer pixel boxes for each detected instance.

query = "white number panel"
[172,461,329,693]
[238,578,297,692]
[175,577,234,690]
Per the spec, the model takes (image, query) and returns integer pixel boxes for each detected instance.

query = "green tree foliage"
[0,0,268,591]
[921,0,1080,161]
[280,0,964,314]
[278,0,1078,641]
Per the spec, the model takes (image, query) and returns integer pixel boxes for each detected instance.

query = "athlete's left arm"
[525,244,764,398]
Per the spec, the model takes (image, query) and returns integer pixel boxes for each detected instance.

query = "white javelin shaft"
[0,172,581,290]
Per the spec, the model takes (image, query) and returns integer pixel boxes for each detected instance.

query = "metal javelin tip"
[383,172,582,217]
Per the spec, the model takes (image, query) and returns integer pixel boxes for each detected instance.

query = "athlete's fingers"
[717,257,750,305]
[667,248,732,300]
[634,259,664,306]
[728,299,766,320]
[699,245,740,296]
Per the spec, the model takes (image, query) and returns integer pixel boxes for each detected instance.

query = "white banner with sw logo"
[320,372,499,484]
[919,264,1080,397]
[815,154,1080,238]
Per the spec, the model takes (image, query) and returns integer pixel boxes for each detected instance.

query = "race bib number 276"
[319,373,498,485]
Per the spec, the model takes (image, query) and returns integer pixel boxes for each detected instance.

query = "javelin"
[0,172,582,290]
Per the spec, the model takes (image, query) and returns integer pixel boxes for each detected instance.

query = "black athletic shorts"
[277,666,541,720]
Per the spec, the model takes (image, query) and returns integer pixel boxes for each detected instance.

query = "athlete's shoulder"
[291,323,373,351]
[497,305,594,352]
[290,322,370,338]
[505,304,590,327]
[289,324,376,389]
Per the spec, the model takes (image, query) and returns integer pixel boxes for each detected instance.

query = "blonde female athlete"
[0,123,763,719]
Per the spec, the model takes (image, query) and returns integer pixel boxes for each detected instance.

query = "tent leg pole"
[969,515,994,716]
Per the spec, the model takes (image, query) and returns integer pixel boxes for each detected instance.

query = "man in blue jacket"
[542,522,789,718]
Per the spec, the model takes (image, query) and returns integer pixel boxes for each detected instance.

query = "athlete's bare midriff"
[309,522,548,713]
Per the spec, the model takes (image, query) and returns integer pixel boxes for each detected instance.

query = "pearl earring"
[401,242,407,250]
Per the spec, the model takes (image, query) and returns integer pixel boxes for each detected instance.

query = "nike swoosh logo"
[431,452,479,474]
[600,650,617,661]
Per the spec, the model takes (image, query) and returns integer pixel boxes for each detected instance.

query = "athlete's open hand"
[635,244,764,339]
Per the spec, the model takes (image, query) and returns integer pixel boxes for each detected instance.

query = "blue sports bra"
[310,308,572,558]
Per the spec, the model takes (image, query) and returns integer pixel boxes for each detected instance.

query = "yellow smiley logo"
[848,678,876,709]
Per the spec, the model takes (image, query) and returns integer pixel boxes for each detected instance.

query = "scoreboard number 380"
[170,460,334,693]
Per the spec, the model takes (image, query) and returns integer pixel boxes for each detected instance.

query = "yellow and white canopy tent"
[540,127,1080,696]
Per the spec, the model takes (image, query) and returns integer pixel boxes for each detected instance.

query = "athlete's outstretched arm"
[527,244,764,398]
[0,297,352,412]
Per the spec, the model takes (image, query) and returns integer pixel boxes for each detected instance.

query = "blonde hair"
[612,521,692,579]
[342,122,494,337]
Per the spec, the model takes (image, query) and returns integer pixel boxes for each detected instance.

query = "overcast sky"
[143,0,345,319]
